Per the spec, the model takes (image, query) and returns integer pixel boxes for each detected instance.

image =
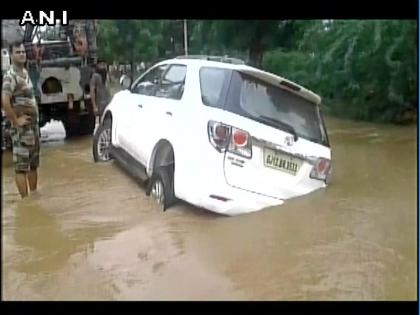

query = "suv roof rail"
[175,55,246,65]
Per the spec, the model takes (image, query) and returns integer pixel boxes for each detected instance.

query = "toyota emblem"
[284,136,294,146]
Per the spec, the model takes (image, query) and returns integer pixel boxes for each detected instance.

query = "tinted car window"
[132,64,168,96]
[226,71,329,146]
[199,67,231,108]
[155,64,187,100]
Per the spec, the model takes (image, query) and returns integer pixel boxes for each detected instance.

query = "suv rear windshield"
[199,67,329,147]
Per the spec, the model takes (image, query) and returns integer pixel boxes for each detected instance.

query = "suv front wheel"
[93,119,112,162]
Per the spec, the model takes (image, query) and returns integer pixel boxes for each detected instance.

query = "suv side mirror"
[120,74,131,90]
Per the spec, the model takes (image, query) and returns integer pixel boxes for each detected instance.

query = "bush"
[262,21,417,124]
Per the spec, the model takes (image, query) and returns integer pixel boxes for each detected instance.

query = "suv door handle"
[138,104,143,108]
[166,111,172,116]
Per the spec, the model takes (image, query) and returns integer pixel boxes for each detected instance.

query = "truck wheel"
[146,166,176,211]
[92,118,112,162]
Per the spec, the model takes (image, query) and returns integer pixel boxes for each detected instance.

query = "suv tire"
[146,166,176,211]
[93,118,112,162]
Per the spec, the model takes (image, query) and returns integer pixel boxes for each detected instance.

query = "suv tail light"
[208,121,252,158]
[310,157,332,183]
[232,129,248,147]
[208,121,231,152]
[228,127,252,158]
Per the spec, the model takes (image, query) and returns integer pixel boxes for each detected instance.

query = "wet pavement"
[1,117,417,300]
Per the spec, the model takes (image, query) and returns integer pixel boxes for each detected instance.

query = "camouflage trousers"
[11,117,40,173]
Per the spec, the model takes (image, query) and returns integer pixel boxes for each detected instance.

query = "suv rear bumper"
[175,148,285,216]
[192,183,284,216]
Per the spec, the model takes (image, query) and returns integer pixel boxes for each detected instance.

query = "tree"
[264,20,417,123]
[188,20,313,67]
[95,19,417,123]
[97,20,163,81]
[210,20,282,67]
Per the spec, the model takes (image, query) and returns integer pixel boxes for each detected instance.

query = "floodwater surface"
[2,117,417,300]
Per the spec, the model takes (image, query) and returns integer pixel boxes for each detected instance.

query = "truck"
[2,20,98,148]
[2,48,11,74]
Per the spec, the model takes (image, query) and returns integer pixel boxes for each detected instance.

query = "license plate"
[263,148,303,176]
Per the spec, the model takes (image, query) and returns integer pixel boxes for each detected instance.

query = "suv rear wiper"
[258,115,299,141]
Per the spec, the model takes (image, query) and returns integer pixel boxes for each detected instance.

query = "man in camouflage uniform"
[2,41,40,198]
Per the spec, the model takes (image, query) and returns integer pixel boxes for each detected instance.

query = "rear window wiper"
[258,115,299,141]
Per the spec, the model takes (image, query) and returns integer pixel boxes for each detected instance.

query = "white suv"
[92,56,332,216]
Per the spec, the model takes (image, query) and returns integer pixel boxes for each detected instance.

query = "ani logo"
[20,10,68,26]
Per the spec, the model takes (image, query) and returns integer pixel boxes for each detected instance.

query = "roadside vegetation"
[97,20,417,124]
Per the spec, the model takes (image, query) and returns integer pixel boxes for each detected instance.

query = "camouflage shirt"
[2,64,38,117]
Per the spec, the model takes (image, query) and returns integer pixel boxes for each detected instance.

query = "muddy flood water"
[1,117,417,301]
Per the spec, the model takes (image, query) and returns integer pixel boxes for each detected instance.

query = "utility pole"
[183,19,188,56]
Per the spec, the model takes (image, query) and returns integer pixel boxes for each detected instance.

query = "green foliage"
[188,20,283,67]
[96,20,162,64]
[263,49,316,88]
[96,19,417,123]
[263,20,417,123]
